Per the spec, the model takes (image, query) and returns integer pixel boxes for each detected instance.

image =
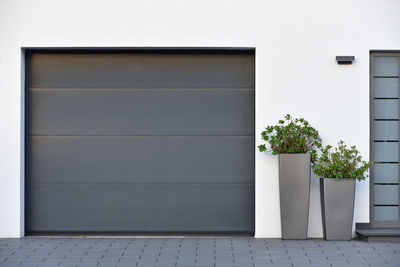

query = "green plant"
[313,141,372,181]
[258,114,322,160]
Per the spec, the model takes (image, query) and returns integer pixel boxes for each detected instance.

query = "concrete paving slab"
[0,237,399,266]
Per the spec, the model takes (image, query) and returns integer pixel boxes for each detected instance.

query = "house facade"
[0,0,400,238]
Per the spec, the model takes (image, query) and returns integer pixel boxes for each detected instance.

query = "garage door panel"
[26,53,255,88]
[26,89,254,136]
[26,183,254,232]
[26,51,255,234]
[26,136,254,184]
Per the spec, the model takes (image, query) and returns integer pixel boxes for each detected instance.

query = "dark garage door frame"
[23,47,256,236]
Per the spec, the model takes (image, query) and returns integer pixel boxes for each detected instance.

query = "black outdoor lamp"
[336,56,355,65]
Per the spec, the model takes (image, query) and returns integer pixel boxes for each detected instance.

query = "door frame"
[369,50,400,228]
[22,47,257,236]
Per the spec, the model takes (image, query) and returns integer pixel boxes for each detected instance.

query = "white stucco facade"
[0,0,400,238]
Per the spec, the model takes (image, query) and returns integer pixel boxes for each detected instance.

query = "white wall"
[0,0,400,238]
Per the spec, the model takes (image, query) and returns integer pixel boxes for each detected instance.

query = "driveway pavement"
[0,237,399,267]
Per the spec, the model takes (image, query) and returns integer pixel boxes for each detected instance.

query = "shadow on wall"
[308,171,323,238]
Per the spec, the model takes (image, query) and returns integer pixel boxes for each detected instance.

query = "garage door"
[25,50,255,234]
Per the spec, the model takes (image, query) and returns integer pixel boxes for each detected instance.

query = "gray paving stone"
[293,264,331,267]
[331,264,370,267]
[257,264,292,267]
[326,256,348,263]
[347,258,369,264]
[12,264,39,267]
[1,237,399,266]
[2,258,24,264]
[386,258,400,264]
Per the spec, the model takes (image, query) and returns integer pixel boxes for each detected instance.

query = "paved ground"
[0,238,399,267]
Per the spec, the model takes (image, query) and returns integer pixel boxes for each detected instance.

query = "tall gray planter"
[279,154,311,240]
[320,178,355,240]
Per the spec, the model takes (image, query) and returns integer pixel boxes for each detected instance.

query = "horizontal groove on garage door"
[28,183,255,185]
[26,89,254,136]
[28,87,254,90]
[26,51,255,234]
[26,53,255,88]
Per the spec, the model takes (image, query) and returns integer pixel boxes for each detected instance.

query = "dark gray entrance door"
[25,50,255,234]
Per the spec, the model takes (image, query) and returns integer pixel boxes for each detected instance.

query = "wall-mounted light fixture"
[336,56,355,65]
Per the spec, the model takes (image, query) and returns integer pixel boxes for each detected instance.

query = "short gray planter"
[320,178,356,240]
[279,153,311,240]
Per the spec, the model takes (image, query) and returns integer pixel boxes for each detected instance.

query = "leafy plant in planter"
[313,140,372,181]
[258,114,322,239]
[258,114,322,161]
[313,141,373,240]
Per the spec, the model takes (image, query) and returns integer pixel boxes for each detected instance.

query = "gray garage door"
[25,50,255,234]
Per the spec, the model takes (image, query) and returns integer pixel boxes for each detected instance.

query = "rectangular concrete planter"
[320,178,356,241]
[279,153,311,240]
